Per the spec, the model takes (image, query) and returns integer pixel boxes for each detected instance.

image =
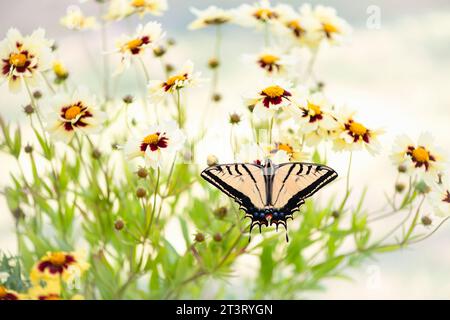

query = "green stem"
[176,89,182,128]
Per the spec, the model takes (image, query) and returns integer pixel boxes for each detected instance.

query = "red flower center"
[140,132,169,152]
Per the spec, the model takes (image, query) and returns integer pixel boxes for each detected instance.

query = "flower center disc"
[260,54,279,65]
[143,133,160,145]
[49,252,66,266]
[64,106,82,120]
[9,53,27,67]
[307,102,322,115]
[412,147,430,163]
[349,121,367,136]
[254,8,273,20]
[323,22,339,34]
[132,0,145,7]
[0,286,7,298]
[126,38,143,51]
[166,74,186,86]
[262,85,284,98]
[277,143,293,154]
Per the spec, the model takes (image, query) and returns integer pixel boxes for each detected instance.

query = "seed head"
[421,216,432,226]
[214,206,228,219]
[137,167,148,178]
[229,113,241,125]
[114,219,125,230]
[212,93,222,102]
[194,232,205,242]
[23,104,35,115]
[136,187,147,198]
[213,233,222,242]
[123,95,134,104]
[208,58,220,69]
[24,144,33,154]
[395,183,405,193]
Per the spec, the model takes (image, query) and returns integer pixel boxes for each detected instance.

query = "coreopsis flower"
[188,6,233,30]
[125,121,186,169]
[288,91,339,135]
[428,176,450,217]
[245,79,293,118]
[245,47,295,75]
[148,60,203,102]
[105,0,168,21]
[30,251,89,283]
[60,6,98,31]
[113,22,164,74]
[269,141,308,162]
[0,28,53,92]
[44,89,106,143]
[234,0,281,27]
[304,4,351,46]
[391,133,445,182]
[237,142,290,164]
[333,109,382,155]
[27,279,61,300]
[0,285,21,300]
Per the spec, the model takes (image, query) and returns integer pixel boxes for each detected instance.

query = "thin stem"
[346,152,353,194]
[264,22,270,47]
[41,72,56,94]
[268,116,274,145]
[304,47,319,82]
[176,89,182,128]
[100,3,110,101]
[138,56,150,83]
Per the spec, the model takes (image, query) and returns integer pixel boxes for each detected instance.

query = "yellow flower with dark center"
[253,8,276,21]
[307,101,322,116]
[277,143,294,155]
[260,54,279,65]
[0,285,20,300]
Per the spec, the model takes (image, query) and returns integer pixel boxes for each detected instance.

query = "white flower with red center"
[428,176,450,217]
[391,133,445,182]
[269,141,308,162]
[276,4,322,48]
[288,91,339,136]
[333,109,383,155]
[188,6,233,30]
[125,121,186,169]
[245,47,296,75]
[245,79,293,119]
[0,28,53,93]
[113,22,164,74]
[44,89,106,143]
[237,143,290,164]
[234,0,281,27]
[303,4,351,47]
[60,6,98,31]
[148,60,203,102]
[105,0,168,21]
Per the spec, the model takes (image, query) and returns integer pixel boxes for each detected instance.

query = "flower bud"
[12,208,25,221]
[331,210,340,219]
[208,58,220,69]
[167,38,176,46]
[398,164,407,173]
[416,181,431,194]
[165,63,174,73]
[91,149,102,159]
[24,144,33,154]
[23,104,34,115]
[114,219,125,230]
[214,206,228,219]
[229,113,241,125]
[136,187,147,198]
[212,93,222,102]
[33,91,42,99]
[122,95,134,104]
[153,46,166,57]
[207,155,219,167]
[194,232,205,242]
[213,233,222,242]
[137,167,148,178]
[395,183,405,193]
[421,216,432,226]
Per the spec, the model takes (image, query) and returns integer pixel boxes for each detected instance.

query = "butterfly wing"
[201,163,266,213]
[271,162,338,215]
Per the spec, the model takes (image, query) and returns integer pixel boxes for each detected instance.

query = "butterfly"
[201,159,338,241]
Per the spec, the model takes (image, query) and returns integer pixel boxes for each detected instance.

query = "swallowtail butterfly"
[201,159,338,241]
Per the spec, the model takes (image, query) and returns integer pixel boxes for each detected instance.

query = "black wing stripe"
[306,165,312,175]
[241,164,265,205]
[201,170,255,213]
[282,170,337,214]
[235,164,242,175]
[282,163,297,184]
[226,165,232,175]
[296,163,303,175]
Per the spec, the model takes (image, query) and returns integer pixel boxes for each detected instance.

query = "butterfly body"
[201,159,338,241]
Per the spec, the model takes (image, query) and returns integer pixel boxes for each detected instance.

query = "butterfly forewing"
[272,162,338,211]
[201,163,266,211]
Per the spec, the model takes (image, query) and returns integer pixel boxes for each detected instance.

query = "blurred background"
[1,0,450,299]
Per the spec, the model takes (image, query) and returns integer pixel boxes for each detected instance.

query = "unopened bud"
[331,210,340,219]
[136,187,147,198]
[165,64,174,73]
[208,58,220,69]
[33,91,42,99]
[207,155,219,167]
[416,181,431,194]
[194,233,205,242]
[213,233,222,242]
[114,219,125,230]
[212,93,222,102]
[167,38,176,46]
[23,104,34,115]
[421,216,432,226]
[24,144,33,154]
[398,164,407,173]
[229,113,241,125]
[153,46,166,57]
[91,149,102,159]
[395,183,405,193]
[214,206,228,219]
[123,95,134,104]
[137,167,148,178]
